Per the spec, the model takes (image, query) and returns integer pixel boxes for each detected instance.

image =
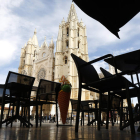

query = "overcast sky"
[0,0,140,104]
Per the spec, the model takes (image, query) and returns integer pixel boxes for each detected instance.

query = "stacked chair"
[100,67,140,132]
[20,79,61,127]
[71,53,139,134]
[0,72,61,128]
[70,99,98,126]
[0,71,35,127]
[35,79,61,127]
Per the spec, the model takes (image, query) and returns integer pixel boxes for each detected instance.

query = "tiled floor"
[0,121,140,140]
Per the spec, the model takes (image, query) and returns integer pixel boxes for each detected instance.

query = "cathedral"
[18,3,91,101]
[18,3,119,116]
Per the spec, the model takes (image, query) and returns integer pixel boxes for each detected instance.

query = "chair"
[35,79,61,127]
[19,79,61,127]
[82,101,100,126]
[0,85,13,125]
[70,99,81,125]
[0,71,35,128]
[100,67,140,132]
[70,99,98,126]
[102,94,121,125]
[71,53,138,134]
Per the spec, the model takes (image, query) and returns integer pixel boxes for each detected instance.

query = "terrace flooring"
[0,121,140,140]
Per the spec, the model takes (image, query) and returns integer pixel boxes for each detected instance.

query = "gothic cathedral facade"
[18,3,91,102]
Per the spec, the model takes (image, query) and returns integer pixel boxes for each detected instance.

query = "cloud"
[92,61,109,73]
[0,0,23,7]
[0,0,24,66]
[112,47,135,56]
[0,74,7,84]
[0,40,17,66]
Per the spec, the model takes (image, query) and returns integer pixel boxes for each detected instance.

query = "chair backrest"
[4,71,35,99]
[81,101,90,111]
[71,53,99,84]
[70,99,79,111]
[111,96,121,110]
[0,85,10,97]
[100,67,113,77]
[100,68,122,109]
[101,94,120,110]
[36,79,61,102]
[100,67,133,87]
[70,99,90,111]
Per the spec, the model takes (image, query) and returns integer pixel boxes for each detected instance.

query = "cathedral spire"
[22,43,26,48]
[34,28,37,34]
[27,37,32,44]
[50,37,54,46]
[42,36,48,48]
[61,17,65,24]
[32,29,39,47]
[57,24,62,41]
[80,19,84,26]
[44,36,46,42]
[49,37,54,50]
[24,43,26,48]
[67,2,78,22]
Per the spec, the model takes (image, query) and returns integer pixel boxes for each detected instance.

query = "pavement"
[0,121,140,140]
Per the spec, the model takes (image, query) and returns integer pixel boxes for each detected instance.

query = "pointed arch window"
[34,50,36,57]
[78,28,79,37]
[66,40,69,48]
[67,27,69,36]
[25,51,26,57]
[64,56,68,64]
[78,41,80,48]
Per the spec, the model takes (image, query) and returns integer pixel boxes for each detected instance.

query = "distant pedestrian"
[49,114,51,121]
[42,116,44,123]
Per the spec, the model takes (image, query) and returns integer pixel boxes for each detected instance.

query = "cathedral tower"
[55,3,89,100]
[18,29,39,76]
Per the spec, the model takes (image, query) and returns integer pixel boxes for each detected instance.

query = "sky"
[0,0,140,105]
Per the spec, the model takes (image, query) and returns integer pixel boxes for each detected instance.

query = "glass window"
[66,41,69,48]
[67,28,69,36]
[64,56,68,64]
[78,41,80,48]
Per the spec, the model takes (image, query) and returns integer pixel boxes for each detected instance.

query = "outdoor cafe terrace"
[1,1,140,140]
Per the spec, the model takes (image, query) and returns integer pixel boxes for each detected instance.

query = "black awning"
[73,0,140,38]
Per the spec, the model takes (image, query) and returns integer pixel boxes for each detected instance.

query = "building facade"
[54,3,90,100]
[18,3,122,116]
[18,3,91,101]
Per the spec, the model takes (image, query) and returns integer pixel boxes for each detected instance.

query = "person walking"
[49,114,51,122]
